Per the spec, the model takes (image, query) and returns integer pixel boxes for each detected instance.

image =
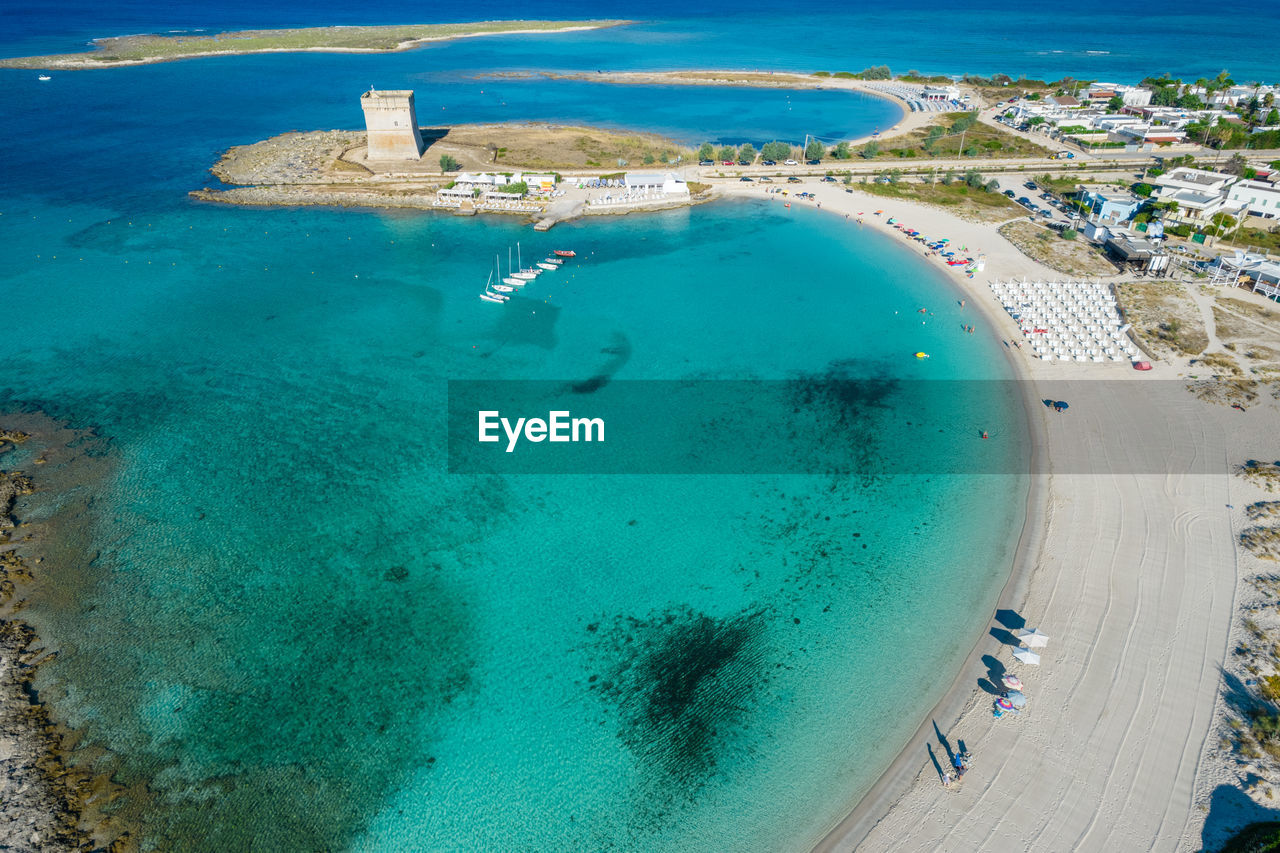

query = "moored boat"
[513,271,537,280]
[536,262,557,271]
[492,283,515,292]
[503,277,526,286]
[544,257,564,265]
[553,249,576,257]
[480,292,506,303]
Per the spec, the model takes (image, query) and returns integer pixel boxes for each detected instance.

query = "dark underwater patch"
[591,605,767,789]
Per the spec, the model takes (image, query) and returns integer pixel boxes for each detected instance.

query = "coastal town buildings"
[1226,179,1280,219]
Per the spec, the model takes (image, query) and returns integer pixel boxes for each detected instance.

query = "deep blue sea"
[0,4,1262,851]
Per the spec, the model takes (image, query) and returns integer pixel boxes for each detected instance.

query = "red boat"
[553,250,576,258]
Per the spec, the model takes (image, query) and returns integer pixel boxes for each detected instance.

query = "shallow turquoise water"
[3,195,1028,850]
[0,14,1039,850]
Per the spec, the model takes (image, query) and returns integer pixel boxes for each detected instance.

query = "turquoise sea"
[1,4,1252,850]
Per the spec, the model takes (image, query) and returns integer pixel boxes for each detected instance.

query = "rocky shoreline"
[0,419,130,853]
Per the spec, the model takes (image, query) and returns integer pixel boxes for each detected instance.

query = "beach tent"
[1016,628,1050,648]
[1012,647,1041,665]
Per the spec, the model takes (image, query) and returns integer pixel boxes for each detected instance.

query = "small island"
[0,20,630,69]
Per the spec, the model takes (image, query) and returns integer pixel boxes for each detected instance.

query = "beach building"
[921,85,960,101]
[1226,179,1280,220]
[1212,251,1280,301]
[360,89,425,161]
[624,172,690,196]
[1104,233,1170,274]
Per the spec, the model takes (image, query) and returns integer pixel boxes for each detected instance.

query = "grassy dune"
[0,20,629,69]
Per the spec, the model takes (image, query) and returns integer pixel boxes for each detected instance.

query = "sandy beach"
[715,183,1278,852]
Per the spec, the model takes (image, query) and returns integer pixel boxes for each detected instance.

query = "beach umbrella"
[1001,674,1023,691]
[1006,690,1027,708]
[1016,628,1050,647]
[1012,647,1041,665]
[996,697,1015,710]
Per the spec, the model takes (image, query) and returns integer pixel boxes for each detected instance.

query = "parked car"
[787,176,802,183]
[1003,189,1016,198]
[1039,209,1053,218]
[784,159,798,165]
[1017,196,1032,206]
[762,159,776,166]
[806,159,821,165]
[722,160,735,166]
[1024,181,1038,190]
[698,159,713,166]
[739,176,753,181]
[822,175,837,182]
[759,176,774,182]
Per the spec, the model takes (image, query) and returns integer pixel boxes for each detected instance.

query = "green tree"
[1133,182,1154,197]
[698,142,715,161]
[833,141,852,159]
[963,168,984,188]
[860,141,879,159]
[1266,109,1280,126]
[924,125,946,154]
[1060,229,1077,240]
[439,154,459,171]
[805,139,825,161]
[737,143,757,164]
[761,141,791,161]
[1107,95,1125,111]
[643,153,655,165]
[717,145,737,162]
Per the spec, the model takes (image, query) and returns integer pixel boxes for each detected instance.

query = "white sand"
[713,182,1275,852]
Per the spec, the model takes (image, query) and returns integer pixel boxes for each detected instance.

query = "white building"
[1226,179,1280,220]
[624,172,690,196]
[1087,83,1153,106]
[1152,167,1240,223]
[921,85,960,101]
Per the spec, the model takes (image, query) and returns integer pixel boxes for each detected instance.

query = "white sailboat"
[537,262,557,271]
[517,242,540,278]
[479,266,509,302]
[502,249,526,286]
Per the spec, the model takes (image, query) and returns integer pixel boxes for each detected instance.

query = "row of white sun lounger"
[990,279,1139,364]
[861,83,968,113]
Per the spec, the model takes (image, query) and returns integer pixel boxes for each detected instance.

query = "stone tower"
[360,89,425,161]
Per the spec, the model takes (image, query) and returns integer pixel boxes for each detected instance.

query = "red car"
[722,160,734,165]
[1133,361,1152,371]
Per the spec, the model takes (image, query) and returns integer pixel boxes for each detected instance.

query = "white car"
[784,159,798,166]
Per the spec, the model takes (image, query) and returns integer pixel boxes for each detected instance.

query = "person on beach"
[942,770,954,788]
